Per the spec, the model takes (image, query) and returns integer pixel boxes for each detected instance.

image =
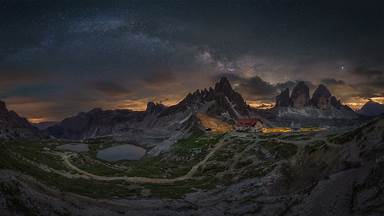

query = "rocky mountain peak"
[165,77,249,119]
[0,101,8,113]
[275,82,348,110]
[311,84,332,109]
[146,102,166,114]
[0,100,42,139]
[274,82,357,119]
[290,81,310,108]
[358,100,384,116]
[330,96,342,109]
[276,88,290,107]
[313,84,331,98]
[214,77,233,95]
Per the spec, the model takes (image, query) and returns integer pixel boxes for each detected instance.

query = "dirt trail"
[59,138,229,184]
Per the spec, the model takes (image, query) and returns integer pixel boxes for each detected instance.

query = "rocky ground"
[0,116,383,216]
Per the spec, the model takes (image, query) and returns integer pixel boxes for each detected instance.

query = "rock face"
[46,77,250,152]
[290,81,310,108]
[46,108,140,140]
[161,77,249,119]
[0,101,42,139]
[146,102,166,114]
[275,88,290,107]
[310,84,332,109]
[330,96,343,109]
[274,82,357,119]
[358,100,384,116]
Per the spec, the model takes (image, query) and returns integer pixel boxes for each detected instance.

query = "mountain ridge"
[358,100,384,116]
[0,101,43,139]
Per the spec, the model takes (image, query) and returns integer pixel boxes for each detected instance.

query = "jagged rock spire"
[146,101,166,113]
[0,101,8,113]
[276,88,290,107]
[311,84,332,109]
[173,77,249,119]
[290,81,310,108]
[214,77,233,95]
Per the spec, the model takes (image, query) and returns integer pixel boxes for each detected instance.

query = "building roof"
[236,118,263,127]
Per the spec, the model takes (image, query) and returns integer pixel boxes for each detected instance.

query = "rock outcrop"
[0,101,42,139]
[146,102,166,114]
[162,77,249,119]
[274,82,357,119]
[290,81,310,108]
[310,84,332,109]
[275,88,290,107]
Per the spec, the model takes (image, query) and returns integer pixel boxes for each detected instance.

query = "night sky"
[1,0,384,122]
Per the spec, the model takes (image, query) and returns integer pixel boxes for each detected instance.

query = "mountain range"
[45,77,250,153]
[2,77,381,145]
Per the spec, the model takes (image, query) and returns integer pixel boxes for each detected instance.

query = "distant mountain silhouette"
[0,101,43,139]
[274,82,356,119]
[358,100,384,116]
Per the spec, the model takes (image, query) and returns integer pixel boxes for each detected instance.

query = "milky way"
[0,0,383,121]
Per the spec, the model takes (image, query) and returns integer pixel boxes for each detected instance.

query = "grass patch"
[259,140,298,159]
[304,140,328,154]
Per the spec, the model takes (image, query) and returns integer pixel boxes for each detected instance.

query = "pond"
[56,143,89,153]
[96,144,146,162]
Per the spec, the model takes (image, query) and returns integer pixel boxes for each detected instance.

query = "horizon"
[21,77,384,123]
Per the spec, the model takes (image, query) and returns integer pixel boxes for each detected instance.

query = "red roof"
[236,118,263,127]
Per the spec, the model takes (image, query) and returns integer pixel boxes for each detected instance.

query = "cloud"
[238,76,276,96]
[345,67,384,98]
[0,70,48,89]
[275,81,299,91]
[351,66,383,79]
[143,71,176,85]
[90,81,130,97]
[320,78,346,85]
[213,73,277,101]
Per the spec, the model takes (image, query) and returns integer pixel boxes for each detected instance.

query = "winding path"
[58,138,230,184]
[50,132,333,185]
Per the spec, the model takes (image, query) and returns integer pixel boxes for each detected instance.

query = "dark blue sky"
[1,0,383,121]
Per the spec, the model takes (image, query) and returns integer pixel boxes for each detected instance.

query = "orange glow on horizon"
[21,96,384,123]
[28,117,48,124]
[116,98,181,111]
[247,101,274,109]
[345,96,384,110]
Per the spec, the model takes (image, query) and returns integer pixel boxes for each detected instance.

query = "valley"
[0,78,383,215]
[2,126,328,195]
[0,126,341,199]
